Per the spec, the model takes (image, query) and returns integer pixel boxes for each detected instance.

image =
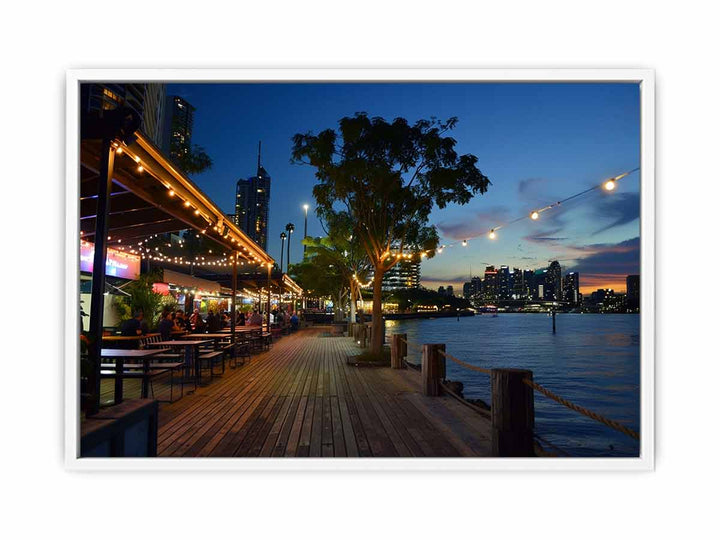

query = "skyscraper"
[626,274,640,311]
[483,266,498,303]
[498,265,511,301]
[382,259,421,290]
[80,83,165,147]
[163,95,194,165]
[234,143,271,250]
[563,272,580,306]
[546,260,562,301]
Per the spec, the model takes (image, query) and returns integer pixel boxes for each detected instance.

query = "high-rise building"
[163,95,195,165]
[463,276,482,300]
[498,266,511,301]
[483,266,498,303]
[382,259,421,290]
[234,144,271,250]
[80,83,165,147]
[446,285,455,297]
[438,286,446,296]
[626,274,640,311]
[142,83,167,148]
[546,260,562,301]
[533,268,547,300]
[563,272,580,306]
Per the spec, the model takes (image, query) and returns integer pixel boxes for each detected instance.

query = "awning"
[80,131,274,266]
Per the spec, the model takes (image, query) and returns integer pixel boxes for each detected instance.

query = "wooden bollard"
[359,325,367,348]
[421,344,445,396]
[390,333,407,369]
[491,368,535,457]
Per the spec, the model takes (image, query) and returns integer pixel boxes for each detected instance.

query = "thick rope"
[523,378,639,441]
[437,349,492,375]
[399,337,424,353]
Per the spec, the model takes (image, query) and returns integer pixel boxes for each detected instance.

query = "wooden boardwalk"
[148,328,492,457]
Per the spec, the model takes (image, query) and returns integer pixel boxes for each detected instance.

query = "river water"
[385,313,641,457]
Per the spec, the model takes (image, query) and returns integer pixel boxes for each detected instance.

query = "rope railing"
[394,334,639,442]
[436,349,492,375]
[522,378,639,441]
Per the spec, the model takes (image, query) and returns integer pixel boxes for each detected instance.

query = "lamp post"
[279,232,287,273]
[285,222,295,271]
[303,204,309,256]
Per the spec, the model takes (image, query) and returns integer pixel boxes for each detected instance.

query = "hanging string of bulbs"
[382,168,640,259]
[101,140,268,265]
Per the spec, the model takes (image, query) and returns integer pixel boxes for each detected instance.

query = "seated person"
[158,311,180,341]
[120,310,146,336]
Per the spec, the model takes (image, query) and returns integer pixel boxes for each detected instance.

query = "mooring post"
[552,309,556,334]
[422,344,446,396]
[491,368,535,457]
[359,325,367,348]
[390,333,407,369]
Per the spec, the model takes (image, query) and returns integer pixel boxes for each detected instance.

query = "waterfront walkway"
[150,327,492,457]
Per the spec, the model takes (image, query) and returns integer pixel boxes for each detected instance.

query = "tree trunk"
[371,268,384,355]
[349,280,357,324]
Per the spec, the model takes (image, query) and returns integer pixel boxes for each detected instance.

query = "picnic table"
[100,348,170,402]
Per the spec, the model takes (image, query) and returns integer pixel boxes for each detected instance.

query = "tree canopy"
[292,113,491,353]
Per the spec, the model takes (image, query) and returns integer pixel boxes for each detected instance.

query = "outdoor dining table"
[100,348,170,403]
[145,340,212,387]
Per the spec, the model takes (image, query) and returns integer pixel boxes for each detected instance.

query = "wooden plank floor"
[147,327,492,457]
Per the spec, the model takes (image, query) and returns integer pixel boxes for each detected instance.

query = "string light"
[488,229,496,240]
[168,190,175,197]
[462,240,468,247]
[603,179,616,191]
[530,211,540,220]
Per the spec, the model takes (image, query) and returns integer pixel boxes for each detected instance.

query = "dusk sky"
[168,82,640,294]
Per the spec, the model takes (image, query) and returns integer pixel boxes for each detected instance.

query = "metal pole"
[552,309,556,334]
[303,205,308,256]
[280,234,285,274]
[87,138,116,415]
[287,230,292,270]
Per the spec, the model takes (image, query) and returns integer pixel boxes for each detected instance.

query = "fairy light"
[488,229,496,240]
[462,240,468,247]
[530,211,540,220]
[603,179,616,191]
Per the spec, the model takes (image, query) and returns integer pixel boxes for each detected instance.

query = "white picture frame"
[65,68,654,471]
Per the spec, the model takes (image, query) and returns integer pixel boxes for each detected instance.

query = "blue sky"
[168,82,640,293]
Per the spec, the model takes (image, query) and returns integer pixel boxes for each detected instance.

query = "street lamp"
[279,232,287,273]
[285,223,295,270]
[303,204,310,256]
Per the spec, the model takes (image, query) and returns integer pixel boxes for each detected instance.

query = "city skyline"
[166,82,640,294]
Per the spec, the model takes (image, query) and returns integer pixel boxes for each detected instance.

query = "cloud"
[591,192,640,235]
[566,237,640,288]
[437,206,511,240]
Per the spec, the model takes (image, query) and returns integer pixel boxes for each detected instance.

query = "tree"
[171,141,213,175]
[292,114,491,354]
[301,211,372,323]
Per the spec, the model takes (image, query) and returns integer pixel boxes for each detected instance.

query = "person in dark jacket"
[120,310,146,336]
[158,311,179,341]
[206,310,221,332]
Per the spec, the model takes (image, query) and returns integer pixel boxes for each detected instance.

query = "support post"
[421,344,445,396]
[231,252,237,345]
[266,265,272,329]
[87,138,116,415]
[359,325,367,348]
[390,333,407,369]
[552,309,556,334]
[491,368,535,457]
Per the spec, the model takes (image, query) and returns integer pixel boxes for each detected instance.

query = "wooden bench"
[198,350,224,378]
[229,342,251,369]
[100,362,185,402]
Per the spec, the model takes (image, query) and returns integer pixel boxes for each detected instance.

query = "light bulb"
[462,240,468,247]
[530,211,539,220]
[603,180,616,191]
[488,230,496,240]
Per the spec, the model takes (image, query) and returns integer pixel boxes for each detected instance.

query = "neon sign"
[80,241,140,279]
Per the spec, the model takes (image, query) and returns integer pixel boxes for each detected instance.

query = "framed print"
[65,68,654,471]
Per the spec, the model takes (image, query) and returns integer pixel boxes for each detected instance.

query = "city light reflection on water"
[386,313,640,457]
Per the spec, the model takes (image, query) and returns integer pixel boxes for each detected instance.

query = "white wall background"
[1,1,717,538]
